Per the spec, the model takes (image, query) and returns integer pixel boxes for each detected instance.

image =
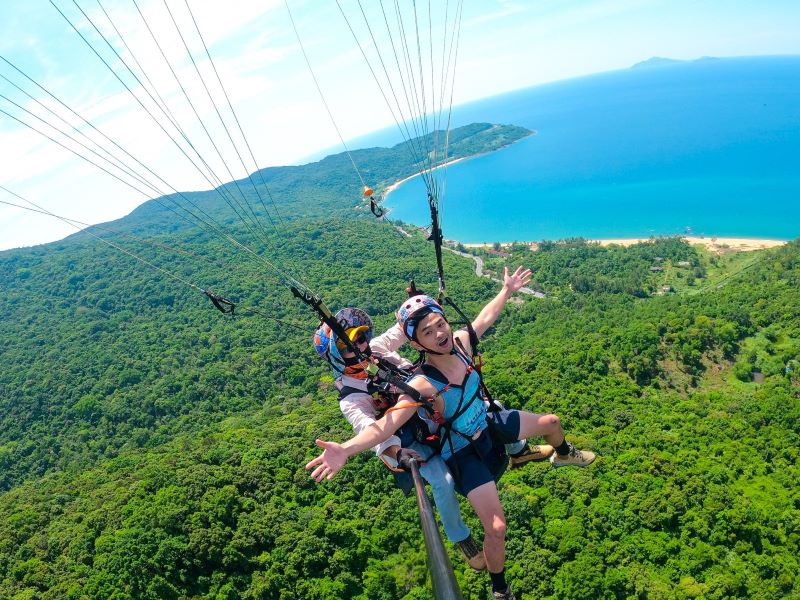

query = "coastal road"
[392,224,544,298]
[445,247,546,298]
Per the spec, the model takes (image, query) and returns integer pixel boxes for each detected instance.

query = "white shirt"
[337,323,413,467]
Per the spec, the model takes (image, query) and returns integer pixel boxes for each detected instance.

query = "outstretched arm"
[306,395,419,482]
[339,395,402,460]
[470,266,532,339]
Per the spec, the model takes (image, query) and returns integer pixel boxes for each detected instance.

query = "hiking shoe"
[550,443,596,467]
[509,443,554,468]
[456,535,486,571]
[492,585,517,600]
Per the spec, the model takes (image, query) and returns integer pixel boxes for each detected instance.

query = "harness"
[408,333,511,493]
[340,379,440,447]
[338,375,440,495]
[416,342,489,461]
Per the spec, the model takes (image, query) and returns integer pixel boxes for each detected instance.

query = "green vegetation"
[115,121,532,236]
[1,124,799,599]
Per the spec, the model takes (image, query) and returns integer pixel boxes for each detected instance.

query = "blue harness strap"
[416,346,487,460]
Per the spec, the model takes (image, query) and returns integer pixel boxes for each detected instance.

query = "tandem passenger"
[306,267,596,600]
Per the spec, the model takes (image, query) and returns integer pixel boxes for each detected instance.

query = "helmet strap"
[342,345,372,366]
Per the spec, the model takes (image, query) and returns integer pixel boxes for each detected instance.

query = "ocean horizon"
[382,55,800,243]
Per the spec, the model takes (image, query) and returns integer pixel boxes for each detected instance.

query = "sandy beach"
[463,236,788,254]
[594,236,787,253]
[382,156,471,198]
[379,140,790,256]
[381,128,537,200]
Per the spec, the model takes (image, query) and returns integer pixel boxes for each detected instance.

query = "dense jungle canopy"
[1,125,799,599]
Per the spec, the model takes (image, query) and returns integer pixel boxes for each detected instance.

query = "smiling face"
[412,312,453,353]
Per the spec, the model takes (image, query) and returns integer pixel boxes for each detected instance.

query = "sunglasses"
[336,331,368,351]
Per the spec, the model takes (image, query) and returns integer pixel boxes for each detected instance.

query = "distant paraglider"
[364,185,383,217]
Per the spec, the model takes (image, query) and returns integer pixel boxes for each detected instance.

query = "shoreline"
[463,236,789,254]
[595,236,787,252]
[378,138,790,256]
[381,129,537,202]
[382,156,472,200]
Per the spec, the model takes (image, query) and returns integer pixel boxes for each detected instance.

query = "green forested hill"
[103,122,532,236]
[1,124,798,599]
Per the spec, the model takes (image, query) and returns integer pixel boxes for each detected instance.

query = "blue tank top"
[411,351,487,460]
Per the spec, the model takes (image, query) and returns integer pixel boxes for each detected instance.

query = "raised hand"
[503,265,532,293]
[305,439,348,482]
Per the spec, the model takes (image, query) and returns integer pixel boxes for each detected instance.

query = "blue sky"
[1,0,799,250]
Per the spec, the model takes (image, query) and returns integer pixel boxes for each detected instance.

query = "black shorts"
[486,409,522,444]
[444,410,522,496]
[443,431,501,496]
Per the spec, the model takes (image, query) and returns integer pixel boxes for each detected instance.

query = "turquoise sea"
[382,56,800,242]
